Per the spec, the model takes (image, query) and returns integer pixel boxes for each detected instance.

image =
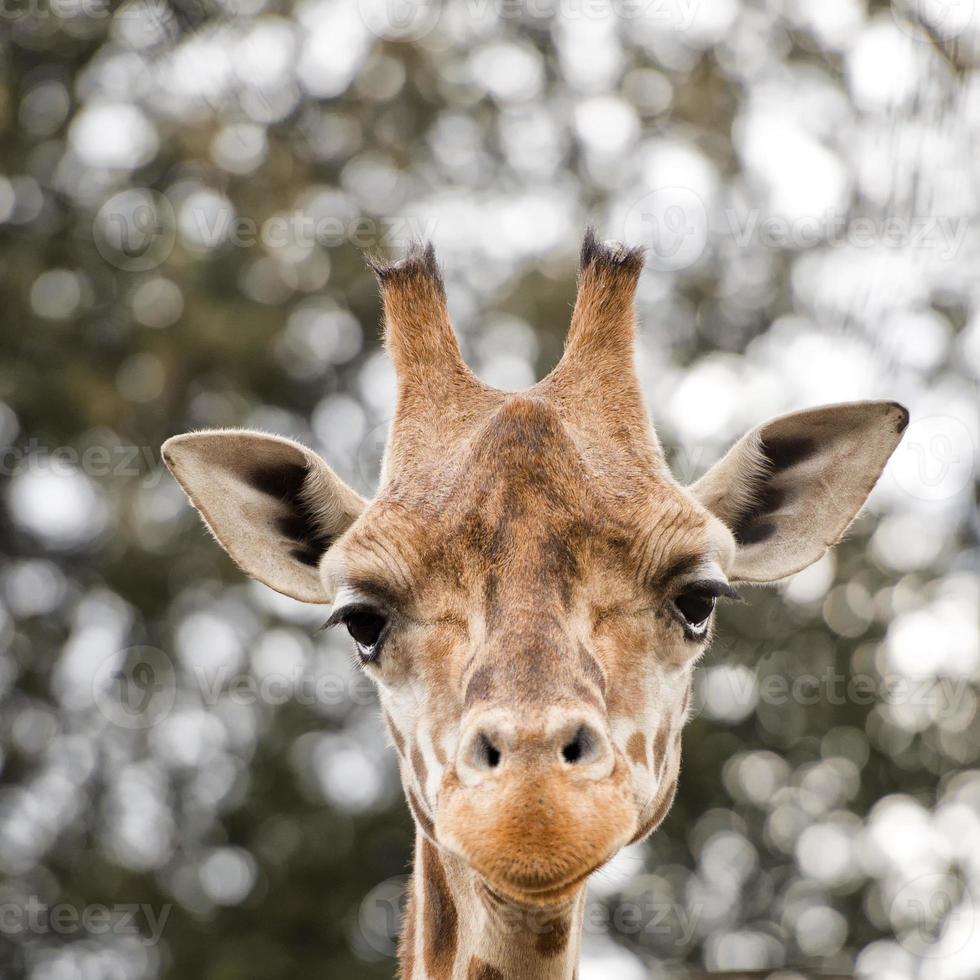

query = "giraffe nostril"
[457,726,508,784]
[459,715,612,783]
[561,725,591,764]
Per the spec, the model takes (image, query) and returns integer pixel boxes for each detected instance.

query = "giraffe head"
[162,231,907,910]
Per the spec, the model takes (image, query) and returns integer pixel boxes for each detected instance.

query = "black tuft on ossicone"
[366,240,446,299]
[580,226,645,276]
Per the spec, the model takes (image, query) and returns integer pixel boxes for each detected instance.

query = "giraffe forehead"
[390,391,668,508]
[329,395,713,608]
[332,485,711,618]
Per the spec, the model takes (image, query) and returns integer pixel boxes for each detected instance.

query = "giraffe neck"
[400,832,585,980]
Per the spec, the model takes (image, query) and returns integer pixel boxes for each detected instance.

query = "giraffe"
[162,230,908,979]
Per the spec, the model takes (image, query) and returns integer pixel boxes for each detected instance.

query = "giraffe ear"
[162,430,366,602]
[690,401,909,583]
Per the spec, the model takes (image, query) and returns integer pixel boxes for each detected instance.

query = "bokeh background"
[1,0,978,977]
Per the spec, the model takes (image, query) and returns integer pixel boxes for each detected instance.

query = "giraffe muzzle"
[436,706,637,905]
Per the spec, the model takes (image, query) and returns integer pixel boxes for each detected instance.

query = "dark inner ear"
[249,462,334,567]
[731,435,818,546]
[761,434,817,470]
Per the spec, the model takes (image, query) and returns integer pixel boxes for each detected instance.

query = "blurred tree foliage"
[0,1,977,979]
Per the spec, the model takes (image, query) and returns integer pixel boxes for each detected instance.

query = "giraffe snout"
[438,706,636,904]
[455,708,614,787]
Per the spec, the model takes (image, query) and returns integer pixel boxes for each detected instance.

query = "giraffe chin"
[435,762,637,909]
[473,862,596,910]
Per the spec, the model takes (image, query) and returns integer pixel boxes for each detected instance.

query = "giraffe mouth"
[439,822,628,909]
[436,760,638,908]
[478,859,606,908]
[438,812,618,906]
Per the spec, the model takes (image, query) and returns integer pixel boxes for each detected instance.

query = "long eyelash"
[686,580,742,601]
[321,602,377,631]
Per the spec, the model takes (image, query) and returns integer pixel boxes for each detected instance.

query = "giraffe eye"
[325,604,389,663]
[674,589,718,636]
[345,609,388,661]
[671,581,734,640]
[671,579,739,638]
[674,590,716,629]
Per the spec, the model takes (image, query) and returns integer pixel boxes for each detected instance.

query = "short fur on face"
[327,390,718,900]
[163,230,908,975]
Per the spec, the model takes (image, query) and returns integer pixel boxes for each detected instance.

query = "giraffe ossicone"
[162,229,908,979]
